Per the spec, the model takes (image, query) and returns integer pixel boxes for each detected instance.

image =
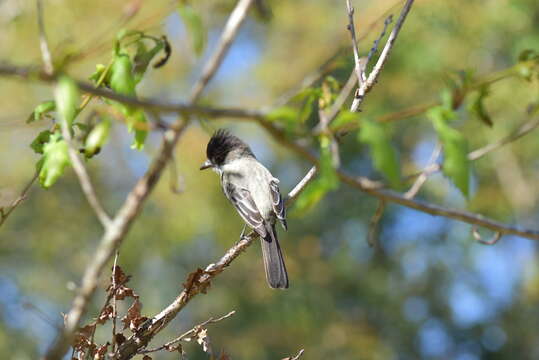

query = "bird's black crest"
[206,129,254,166]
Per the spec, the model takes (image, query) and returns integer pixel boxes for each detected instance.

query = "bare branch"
[0,173,37,228]
[59,114,112,228]
[404,143,442,199]
[36,0,53,75]
[472,227,503,245]
[367,200,386,247]
[468,116,539,161]
[351,0,415,112]
[286,166,318,203]
[139,311,236,354]
[284,348,305,360]
[346,0,366,85]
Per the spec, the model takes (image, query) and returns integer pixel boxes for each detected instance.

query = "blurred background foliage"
[1,0,539,359]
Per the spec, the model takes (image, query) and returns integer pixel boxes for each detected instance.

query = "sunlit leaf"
[27,100,55,124]
[54,76,80,127]
[109,54,147,149]
[89,63,107,84]
[267,106,299,133]
[84,119,111,157]
[178,3,206,55]
[133,40,165,84]
[428,106,470,197]
[38,131,70,189]
[467,85,492,127]
[358,119,401,188]
[30,130,52,154]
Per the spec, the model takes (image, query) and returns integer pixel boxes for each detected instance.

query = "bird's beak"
[200,159,213,170]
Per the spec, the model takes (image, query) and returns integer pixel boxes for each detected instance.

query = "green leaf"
[85,119,111,157]
[358,119,401,188]
[109,54,147,149]
[110,54,136,98]
[133,40,165,84]
[129,110,148,150]
[27,100,55,124]
[30,130,53,154]
[54,76,80,127]
[467,85,492,127]
[178,3,206,55]
[293,135,339,214]
[330,111,360,132]
[428,106,470,197]
[266,106,300,134]
[38,132,70,188]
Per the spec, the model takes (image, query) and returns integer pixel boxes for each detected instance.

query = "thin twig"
[36,0,53,75]
[286,348,305,360]
[0,173,38,228]
[367,200,386,247]
[366,15,393,67]
[404,143,442,199]
[111,251,119,353]
[472,226,503,245]
[346,0,366,85]
[351,0,414,112]
[59,119,112,228]
[139,311,236,354]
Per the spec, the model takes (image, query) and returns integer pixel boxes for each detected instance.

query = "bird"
[200,129,289,289]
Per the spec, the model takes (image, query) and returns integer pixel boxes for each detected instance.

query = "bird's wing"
[270,178,287,230]
[224,182,267,238]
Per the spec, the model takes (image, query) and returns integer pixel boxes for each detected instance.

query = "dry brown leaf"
[121,299,142,331]
[196,328,212,354]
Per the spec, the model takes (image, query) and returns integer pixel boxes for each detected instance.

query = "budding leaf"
[358,119,401,189]
[85,119,111,157]
[178,3,206,55]
[330,111,360,132]
[27,100,55,124]
[38,132,70,188]
[30,130,52,154]
[54,76,80,127]
[428,106,470,197]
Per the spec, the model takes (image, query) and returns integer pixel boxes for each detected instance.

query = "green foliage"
[266,106,299,133]
[37,131,70,189]
[26,100,55,124]
[291,88,321,123]
[177,2,206,55]
[358,119,401,188]
[84,119,111,157]
[30,130,53,154]
[293,135,339,214]
[517,49,539,81]
[330,111,359,132]
[109,53,147,150]
[428,106,470,197]
[467,85,493,127]
[54,76,80,128]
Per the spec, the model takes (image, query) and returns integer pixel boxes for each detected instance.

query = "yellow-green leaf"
[27,100,55,124]
[38,132,70,189]
[428,106,470,197]
[54,76,80,127]
[178,3,206,56]
[85,119,111,157]
[358,119,401,189]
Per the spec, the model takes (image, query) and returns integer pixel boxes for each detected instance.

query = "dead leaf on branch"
[121,298,142,330]
[182,268,211,294]
[72,324,96,352]
[94,343,109,360]
[115,285,139,300]
[196,328,212,355]
[97,304,113,324]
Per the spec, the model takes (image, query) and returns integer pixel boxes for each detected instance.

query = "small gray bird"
[200,130,289,289]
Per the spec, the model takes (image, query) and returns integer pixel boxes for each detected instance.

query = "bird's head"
[200,129,255,170]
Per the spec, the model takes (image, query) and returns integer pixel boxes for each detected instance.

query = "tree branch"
[351,0,414,112]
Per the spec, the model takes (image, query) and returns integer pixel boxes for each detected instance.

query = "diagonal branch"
[36,0,53,75]
[351,0,414,112]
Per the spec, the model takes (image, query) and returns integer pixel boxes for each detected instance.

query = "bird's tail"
[260,224,289,289]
